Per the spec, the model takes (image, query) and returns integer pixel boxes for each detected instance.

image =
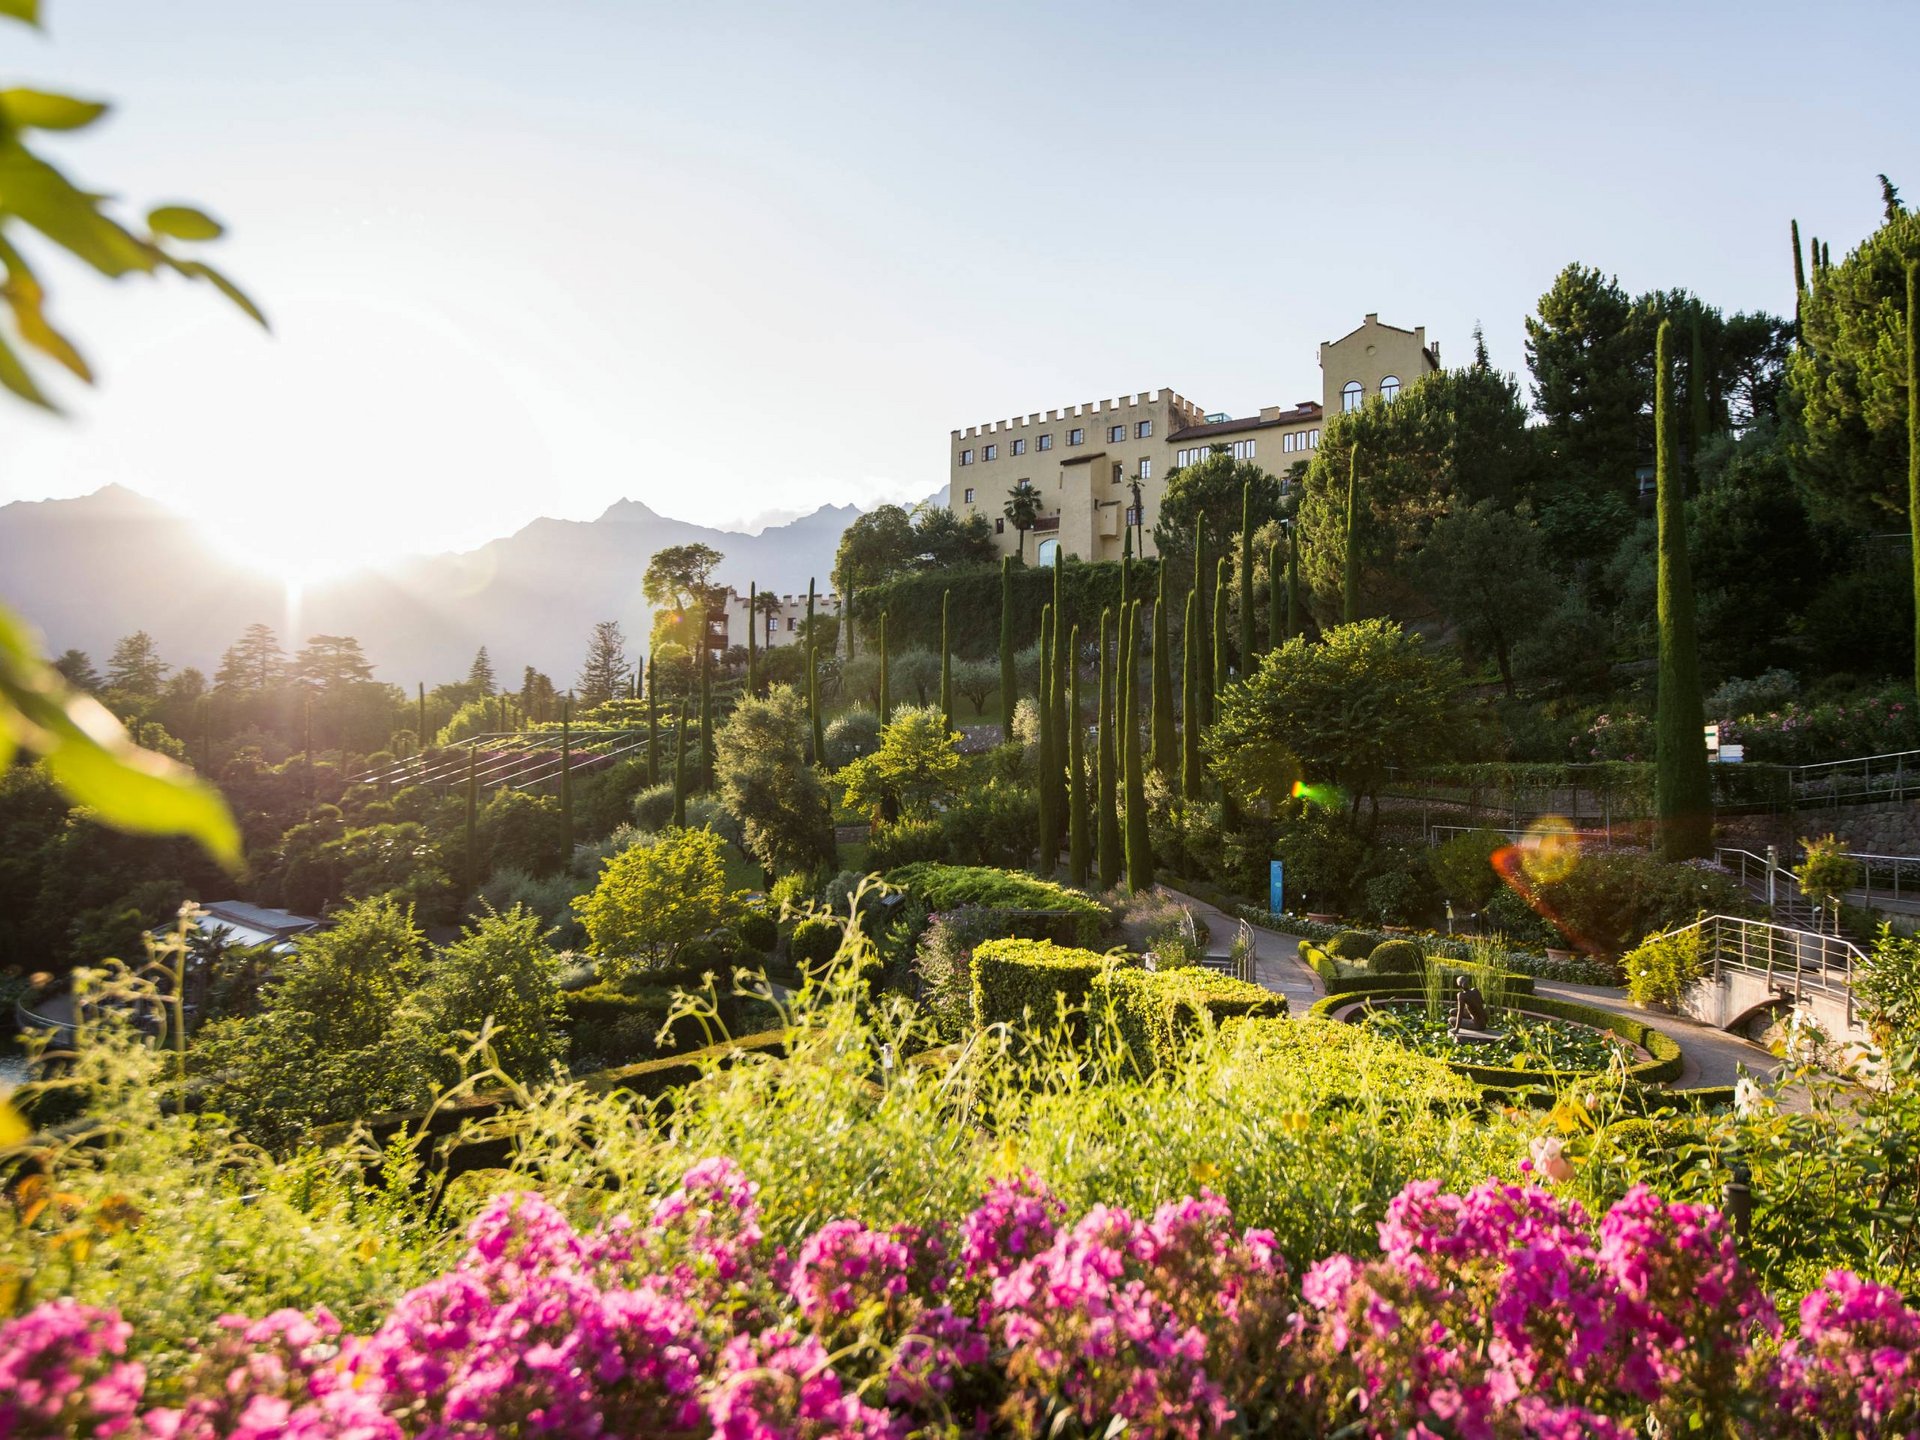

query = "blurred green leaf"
[1,234,93,381]
[0,89,108,132]
[0,1,40,27]
[147,204,223,241]
[0,325,57,409]
[0,143,156,278]
[170,257,269,330]
[0,603,241,866]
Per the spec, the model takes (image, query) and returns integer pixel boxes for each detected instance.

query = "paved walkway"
[1161,887,1810,1109]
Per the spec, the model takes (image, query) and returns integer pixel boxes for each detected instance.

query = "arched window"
[1380,375,1401,403]
[1341,381,1363,413]
[1037,538,1060,567]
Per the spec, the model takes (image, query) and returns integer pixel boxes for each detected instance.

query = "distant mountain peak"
[597,497,662,523]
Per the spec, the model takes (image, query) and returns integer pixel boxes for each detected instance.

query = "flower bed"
[6,1160,1914,1439]
[1312,988,1686,1088]
[1236,905,1619,985]
[1360,1001,1641,1073]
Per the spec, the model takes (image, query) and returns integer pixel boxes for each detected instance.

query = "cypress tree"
[1121,526,1134,614]
[809,644,825,768]
[1181,588,1203,796]
[1792,219,1807,340]
[1123,600,1152,892]
[1036,604,1055,876]
[672,699,688,828]
[646,655,659,784]
[1151,565,1175,774]
[1267,538,1283,657]
[940,588,954,732]
[1191,515,1211,721]
[464,746,478,893]
[559,695,573,857]
[1050,560,1069,860]
[1097,607,1121,890]
[1653,318,1712,860]
[1822,239,1831,271]
[1212,557,1230,707]
[747,581,758,696]
[1068,623,1089,886]
[1286,520,1300,642]
[999,555,1016,742]
[879,610,892,724]
[699,635,713,791]
[1689,317,1709,474]
[1909,262,1919,705]
[1343,448,1360,625]
[1237,482,1254,672]
[845,575,856,661]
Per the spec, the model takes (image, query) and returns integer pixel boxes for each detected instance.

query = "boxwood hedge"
[1300,942,1537,1000]
[888,863,1108,948]
[971,937,1115,1034]
[1092,966,1286,1075]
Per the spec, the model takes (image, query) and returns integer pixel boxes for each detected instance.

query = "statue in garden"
[1450,974,1498,1040]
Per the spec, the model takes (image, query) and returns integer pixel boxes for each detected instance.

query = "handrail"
[1667,913,1865,1028]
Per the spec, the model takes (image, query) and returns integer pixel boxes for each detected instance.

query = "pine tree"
[1097,607,1121,890]
[467,647,496,695]
[577,620,628,707]
[1036,604,1056,877]
[1068,624,1089,886]
[879,610,892,724]
[1654,318,1712,861]
[1266,538,1283,658]
[1792,219,1807,340]
[1151,565,1175,774]
[940,589,954,733]
[1343,450,1360,625]
[672,699,689,828]
[417,681,427,751]
[1181,588,1203,796]
[1121,526,1134,613]
[559,695,574,859]
[999,555,1016,742]
[1909,262,1919,706]
[1237,482,1254,673]
[1123,600,1152,892]
[646,655,660,785]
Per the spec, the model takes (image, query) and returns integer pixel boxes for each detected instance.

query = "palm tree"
[1003,480,1041,562]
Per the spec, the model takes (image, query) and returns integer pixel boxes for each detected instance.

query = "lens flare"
[1518,815,1581,885]
[1290,779,1344,811]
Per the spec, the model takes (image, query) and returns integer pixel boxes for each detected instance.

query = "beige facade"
[720,590,843,652]
[948,313,1439,562]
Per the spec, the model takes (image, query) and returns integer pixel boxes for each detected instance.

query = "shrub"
[573,827,735,977]
[631,781,678,832]
[970,937,1113,1034]
[1363,865,1429,927]
[1326,929,1375,961]
[912,904,1082,1041]
[934,779,1037,870]
[864,817,949,871]
[1430,828,1505,909]
[562,983,675,1066]
[1368,938,1424,975]
[1624,924,1705,1008]
[886,863,1108,948]
[789,916,843,974]
[734,907,778,956]
[1093,966,1285,1074]
[822,707,882,768]
[1530,850,1752,956]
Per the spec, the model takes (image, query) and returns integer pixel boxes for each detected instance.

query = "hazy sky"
[1,0,1914,575]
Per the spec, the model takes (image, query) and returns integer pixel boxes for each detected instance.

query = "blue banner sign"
[1268,860,1284,915]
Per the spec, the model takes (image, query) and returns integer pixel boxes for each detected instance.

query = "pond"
[1359,1002,1640,1074]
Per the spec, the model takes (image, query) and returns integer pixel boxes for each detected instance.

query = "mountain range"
[0,485,877,686]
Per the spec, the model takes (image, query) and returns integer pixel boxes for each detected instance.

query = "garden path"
[1159,888,1323,1013]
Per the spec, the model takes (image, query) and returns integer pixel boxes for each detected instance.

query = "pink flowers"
[2,1168,1917,1438]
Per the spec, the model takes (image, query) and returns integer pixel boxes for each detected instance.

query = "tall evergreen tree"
[1237,482,1254,672]
[1286,521,1300,642]
[879,611,892,724]
[1343,450,1361,625]
[1181,589,1203,796]
[1121,526,1134,614]
[559,695,573,857]
[646,655,659,785]
[1068,624,1089,886]
[1151,566,1175,774]
[106,630,168,697]
[844,575,856,662]
[1123,600,1152,892]
[1689,317,1710,474]
[417,682,427,751]
[1036,604,1056,877]
[808,644,825,768]
[1909,261,1919,705]
[747,582,759,696]
[1050,559,1069,861]
[1653,318,1712,860]
[940,589,954,732]
[576,621,628,707]
[699,639,714,790]
[1190,516,1212,723]
[672,699,689,828]
[467,647,496,695]
[1266,538,1283,658]
[1212,558,1230,707]
[1097,607,1121,890]
[999,555,1016,742]
[1791,219,1807,339]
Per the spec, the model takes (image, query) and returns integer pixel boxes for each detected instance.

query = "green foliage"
[863,816,947,871]
[400,905,566,1087]
[970,936,1113,1034]
[839,705,962,823]
[1208,618,1463,820]
[1092,965,1283,1075]
[1623,924,1705,1008]
[1653,319,1712,860]
[1151,451,1286,578]
[1524,263,1643,498]
[789,915,844,974]
[822,707,882,768]
[1413,500,1555,695]
[1368,938,1424,975]
[858,558,1160,659]
[733,906,778,954]
[1326,930,1375,961]
[1794,833,1862,913]
[715,684,833,878]
[1431,828,1505,909]
[573,826,734,976]
[885,863,1107,948]
[1857,922,1920,1043]
[1526,848,1750,957]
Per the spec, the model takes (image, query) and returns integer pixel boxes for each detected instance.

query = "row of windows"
[958,419,1151,466]
[1280,429,1322,452]
[1339,377,1401,413]
[1173,437,1261,466]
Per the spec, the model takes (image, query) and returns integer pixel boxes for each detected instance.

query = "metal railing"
[1782,748,1920,809]
[1717,845,1920,924]
[350,727,662,792]
[1428,821,1620,849]
[1675,913,1864,1024]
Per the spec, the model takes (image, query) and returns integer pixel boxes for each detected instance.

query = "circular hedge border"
[1306,988,1684,1088]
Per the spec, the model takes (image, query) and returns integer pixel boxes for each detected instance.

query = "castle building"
[948,314,1440,563]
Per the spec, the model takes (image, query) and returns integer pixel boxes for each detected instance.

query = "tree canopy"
[715,683,834,876]
[574,825,735,975]
[1151,451,1285,574]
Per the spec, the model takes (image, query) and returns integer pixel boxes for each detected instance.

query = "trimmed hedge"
[1368,939,1424,975]
[1307,989,1684,1088]
[1326,930,1375,961]
[1236,906,1619,986]
[971,938,1115,1034]
[888,863,1108,948]
[1093,966,1286,1075]
[1301,942,1538,1000]
[790,916,844,973]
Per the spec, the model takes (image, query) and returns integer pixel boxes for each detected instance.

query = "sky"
[1,0,1915,576]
